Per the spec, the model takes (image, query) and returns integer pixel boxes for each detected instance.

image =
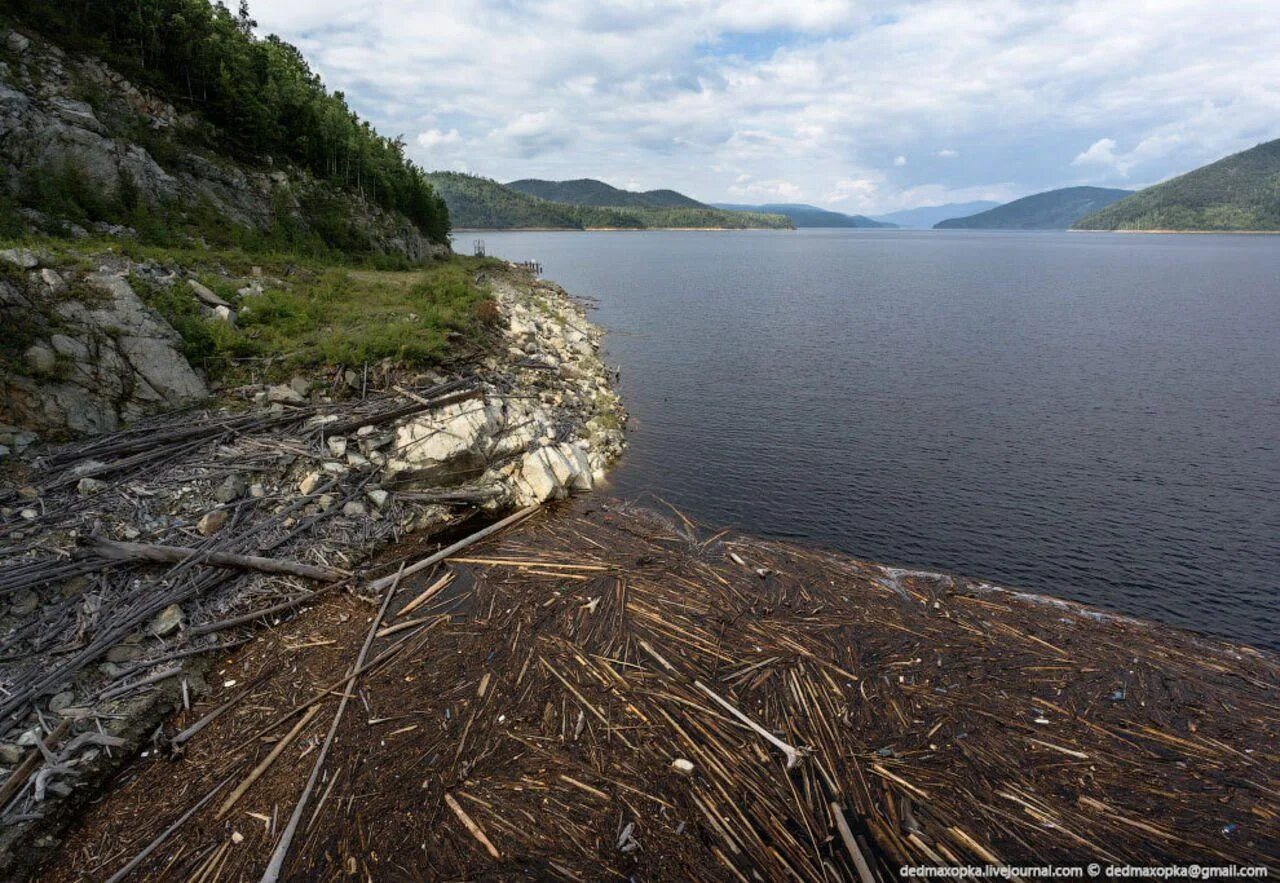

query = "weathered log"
[87,537,348,582]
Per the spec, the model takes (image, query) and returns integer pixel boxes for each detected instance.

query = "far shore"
[452,226,795,232]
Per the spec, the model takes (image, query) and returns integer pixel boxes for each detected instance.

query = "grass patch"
[121,249,501,381]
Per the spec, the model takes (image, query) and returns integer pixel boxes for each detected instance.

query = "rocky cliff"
[0,26,445,260]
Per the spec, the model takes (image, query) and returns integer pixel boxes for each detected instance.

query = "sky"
[250,0,1280,216]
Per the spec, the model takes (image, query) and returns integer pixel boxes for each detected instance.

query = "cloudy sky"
[251,0,1279,215]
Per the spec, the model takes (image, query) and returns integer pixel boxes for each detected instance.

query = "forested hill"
[429,173,792,230]
[0,0,449,256]
[935,187,1132,229]
[713,203,894,228]
[506,179,705,209]
[1073,139,1280,231]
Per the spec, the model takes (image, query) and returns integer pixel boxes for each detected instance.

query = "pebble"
[215,474,247,503]
[298,472,322,495]
[327,436,348,457]
[366,489,389,508]
[151,603,184,637]
[49,691,75,712]
[197,509,229,536]
[10,589,38,616]
[342,501,366,517]
[77,477,107,495]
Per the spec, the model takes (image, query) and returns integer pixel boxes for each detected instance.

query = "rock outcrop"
[0,27,446,260]
[384,272,625,507]
[0,250,207,435]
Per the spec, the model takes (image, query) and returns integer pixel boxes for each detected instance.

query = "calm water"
[478,229,1280,650]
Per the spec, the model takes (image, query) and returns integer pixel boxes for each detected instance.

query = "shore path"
[41,499,1279,880]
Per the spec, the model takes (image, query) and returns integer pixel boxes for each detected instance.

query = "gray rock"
[0,247,37,269]
[288,375,311,397]
[188,279,229,308]
[77,477,107,494]
[16,728,42,747]
[150,603,183,637]
[215,474,247,503]
[342,501,366,517]
[366,489,389,508]
[6,31,30,54]
[267,384,305,405]
[326,436,348,457]
[49,691,75,712]
[24,343,56,373]
[40,268,65,293]
[0,744,23,764]
[249,482,266,498]
[10,589,39,616]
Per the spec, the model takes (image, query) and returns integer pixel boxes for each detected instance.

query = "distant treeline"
[426,172,792,230]
[4,0,449,242]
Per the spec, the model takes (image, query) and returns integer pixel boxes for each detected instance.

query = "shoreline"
[453,225,793,232]
[1071,227,1280,235]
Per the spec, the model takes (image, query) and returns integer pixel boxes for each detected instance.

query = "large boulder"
[0,269,207,435]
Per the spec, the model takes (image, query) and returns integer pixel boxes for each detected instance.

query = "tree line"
[5,0,450,242]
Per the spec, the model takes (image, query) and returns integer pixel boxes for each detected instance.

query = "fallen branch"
[87,537,348,582]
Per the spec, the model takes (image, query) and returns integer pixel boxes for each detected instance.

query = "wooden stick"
[396,572,454,617]
[831,802,877,883]
[368,505,541,591]
[694,680,804,770]
[445,792,501,859]
[89,537,348,582]
[217,705,321,818]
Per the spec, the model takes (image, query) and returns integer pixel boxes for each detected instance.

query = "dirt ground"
[35,499,1280,880]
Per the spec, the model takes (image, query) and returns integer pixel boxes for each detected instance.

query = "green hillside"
[935,187,1131,229]
[713,203,893,228]
[4,0,449,248]
[506,178,704,209]
[429,173,791,230]
[1073,139,1280,231]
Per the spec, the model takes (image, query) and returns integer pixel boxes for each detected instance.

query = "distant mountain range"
[1073,138,1280,232]
[871,201,1001,228]
[424,173,792,230]
[934,187,1132,229]
[712,203,893,228]
[506,178,704,209]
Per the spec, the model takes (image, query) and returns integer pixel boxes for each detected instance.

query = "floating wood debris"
[32,499,1280,880]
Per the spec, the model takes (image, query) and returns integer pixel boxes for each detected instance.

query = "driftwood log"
[88,538,348,582]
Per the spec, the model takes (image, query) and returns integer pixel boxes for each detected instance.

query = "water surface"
[478,229,1279,649]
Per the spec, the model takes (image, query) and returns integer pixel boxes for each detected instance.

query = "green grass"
[133,254,500,380]
[3,236,501,382]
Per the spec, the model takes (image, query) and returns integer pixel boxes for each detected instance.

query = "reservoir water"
[477,229,1280,649]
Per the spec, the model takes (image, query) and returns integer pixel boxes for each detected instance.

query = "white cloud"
[729,176,803,201]
[249,0,1280,212]
[416,128,462,150]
